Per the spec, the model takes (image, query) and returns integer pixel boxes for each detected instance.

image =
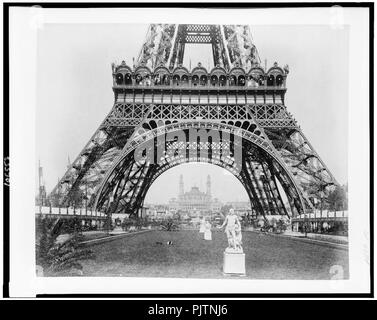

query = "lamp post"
[259,172,267,215]
[106,194,114,235]
[320,190,324,218]
[303,211,307,238]
[319,188,325,234]
[342,198,345,217]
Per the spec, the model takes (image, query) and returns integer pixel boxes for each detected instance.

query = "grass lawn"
[79,230,349,280]
[81,231,111,241]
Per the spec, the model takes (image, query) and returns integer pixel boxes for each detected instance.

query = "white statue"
[218,208,243,253]
[199,217,206,233]
[204,220,212,241]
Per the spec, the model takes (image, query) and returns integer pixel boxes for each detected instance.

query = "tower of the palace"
[37,161,47,206]
[206,175,211,196]
[179,174,184,196]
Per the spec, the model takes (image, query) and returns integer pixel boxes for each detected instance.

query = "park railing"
[296,210,348,219]
[35,205,107,219]
[291,210,348,223]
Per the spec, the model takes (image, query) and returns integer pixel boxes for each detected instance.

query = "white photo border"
[6,5,372,297]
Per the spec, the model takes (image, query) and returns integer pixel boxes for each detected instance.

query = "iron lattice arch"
[92,121,306,217]
[48,23,338,219]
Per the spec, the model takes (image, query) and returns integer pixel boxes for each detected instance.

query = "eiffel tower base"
[50,23,338,224]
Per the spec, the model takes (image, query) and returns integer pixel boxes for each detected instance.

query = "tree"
[161,218,179,231]
[121,217,132,230]
[68,187,85,208]
[36,216,94,275]
[327,185,348,212]
[276,219,287,233]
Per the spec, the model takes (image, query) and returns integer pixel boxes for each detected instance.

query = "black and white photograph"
[4,4,372,298]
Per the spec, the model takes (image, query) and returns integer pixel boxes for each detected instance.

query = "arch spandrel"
[115,61,133,73]
[209,66,227,77]
[134,65,153,77]
[266,66,285,76]
[229,66,246,77]
[248,66,265,75]
[191,65,209,76]
[172,66,190,77]
[153,65,171,76]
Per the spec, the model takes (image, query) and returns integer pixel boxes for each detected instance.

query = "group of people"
[135,74,152,86]
[133,73,265,88]
[229,76,263,87]
[135,74,171,86]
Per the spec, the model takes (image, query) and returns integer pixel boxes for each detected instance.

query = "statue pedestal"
[223,252,246,275]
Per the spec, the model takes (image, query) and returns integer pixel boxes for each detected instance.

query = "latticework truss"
[137,24,261,71]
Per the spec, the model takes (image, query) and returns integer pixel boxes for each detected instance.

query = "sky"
[36,23,349,204]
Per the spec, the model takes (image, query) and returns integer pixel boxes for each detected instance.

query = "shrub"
[36,217,94,276]
[160,219,179,231]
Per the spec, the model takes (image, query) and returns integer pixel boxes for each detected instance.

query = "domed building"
[169,175,222,216]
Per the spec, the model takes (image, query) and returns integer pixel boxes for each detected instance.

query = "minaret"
[38,160,47,206]
[179,175,184,196]
[38,160,42,193]
[206,175,211,196]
